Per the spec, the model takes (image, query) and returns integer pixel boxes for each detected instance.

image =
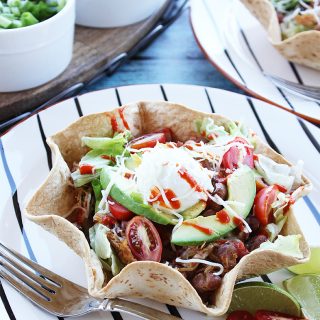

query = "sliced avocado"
[171,166,256,246]
[100,167,176,225]
[181,201,206,220]
[125,154,141,171]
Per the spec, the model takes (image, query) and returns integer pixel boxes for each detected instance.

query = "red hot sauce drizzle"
[124,172,133,179]
[216,210,230,224]
[149,187,181,210]
[178,167,202,192]
[182,221,214,235]
[110,114,118,132]
[118,107,130,130]
[233,216,245,231]
[101,155,115,163]
[284,196,295,214]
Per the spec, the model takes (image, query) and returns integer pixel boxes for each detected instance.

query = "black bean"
[246,215,260,233]
[216,242,238,270]
[236,230,250,242]
[200,159,213,170]
[246,235,268,252]
[191,272,222,293]
[207,183,228,212]
[202,209,217,217]
[214,183,228,199]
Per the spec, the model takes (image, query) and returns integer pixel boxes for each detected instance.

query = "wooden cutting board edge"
[0,0,170,122]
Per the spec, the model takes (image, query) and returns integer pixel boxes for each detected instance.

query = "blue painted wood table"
[83,9,244,95]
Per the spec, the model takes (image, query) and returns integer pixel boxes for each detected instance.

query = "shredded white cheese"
[175,258,224,275]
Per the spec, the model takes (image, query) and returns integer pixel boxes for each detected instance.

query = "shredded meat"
[295,14,317,28]
[107,232,136,265]
[177,243,215,271]
[67,186,93,238]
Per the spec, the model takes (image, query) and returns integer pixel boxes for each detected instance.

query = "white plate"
[0,84,319,320]
[190,0,320,129]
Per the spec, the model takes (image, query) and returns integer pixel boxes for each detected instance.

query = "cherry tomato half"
[253,185,279,226]
[227,310,254,320]
[125,216,162,262]
[79,164,94,175]
[159,128,173,141]
[222,137,254,170]
[129,128,172,150]
[108,196,134,221]
[255,310,304,320]
[101,215,116,229]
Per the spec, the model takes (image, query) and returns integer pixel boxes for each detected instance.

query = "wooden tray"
[0,1,169,122]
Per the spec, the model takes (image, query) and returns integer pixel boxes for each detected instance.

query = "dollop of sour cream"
[135,145,214,213]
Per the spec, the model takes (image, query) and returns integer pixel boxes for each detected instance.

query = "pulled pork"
[107,231,136,265]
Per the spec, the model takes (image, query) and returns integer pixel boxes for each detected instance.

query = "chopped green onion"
[21,11,38,26]
[0,0,66,29]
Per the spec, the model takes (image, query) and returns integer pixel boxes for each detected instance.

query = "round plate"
[0,84,319,320]
[190,0,320,124]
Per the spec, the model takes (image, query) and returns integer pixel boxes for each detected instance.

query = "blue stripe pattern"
[0,138,16,194]
[0,138,37,262]
[304,196,320,226]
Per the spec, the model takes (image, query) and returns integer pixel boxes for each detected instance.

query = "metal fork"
[0,242,179,319]
[264,73,320,103]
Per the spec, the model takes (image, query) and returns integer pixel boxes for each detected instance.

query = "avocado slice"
[181,201,206,220]
[171,166,256,246]
[100,167,176,225]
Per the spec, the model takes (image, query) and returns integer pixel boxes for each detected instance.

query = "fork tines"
[0,242,60,305]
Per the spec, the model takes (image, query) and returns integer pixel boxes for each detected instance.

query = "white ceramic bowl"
[0,0,75,92]
[76,0,167,28]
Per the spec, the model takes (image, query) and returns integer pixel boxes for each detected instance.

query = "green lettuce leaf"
[71,170,100,188]
[89,224,123,276]
[79,149,112,170]
[259,235,303,258]
[82,131,131,156]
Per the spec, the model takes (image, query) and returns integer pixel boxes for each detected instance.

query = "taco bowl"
[240,0,320,70]
[26,101,311,316]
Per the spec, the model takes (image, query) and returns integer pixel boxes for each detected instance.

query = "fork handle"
[105,298,181,320]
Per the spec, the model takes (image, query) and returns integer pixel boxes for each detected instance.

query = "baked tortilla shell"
[241,0,320,70]
[26,101,311,316]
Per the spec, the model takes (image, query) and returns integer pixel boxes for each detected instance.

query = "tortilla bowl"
[26,101,311,316]
[240,0,320,70]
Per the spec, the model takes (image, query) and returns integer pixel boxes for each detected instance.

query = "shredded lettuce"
[89,224,123,276]
[79,149,112,170]
[196,117,228,139]
[82,131,131,156]
[259,234,303,258]
[254,154,303,192]
[72,131,132,188]
[196,117,254,145]
[281,19,311,39]
[266,217,287,241]
[89,224,112,259]
[272,0,302,13]
[91,179,102,213]
[71,170,100,188]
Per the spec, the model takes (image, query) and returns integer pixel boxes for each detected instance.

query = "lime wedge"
[283,274,320,320]
[228,281,301,316]
[287,247,320,275]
